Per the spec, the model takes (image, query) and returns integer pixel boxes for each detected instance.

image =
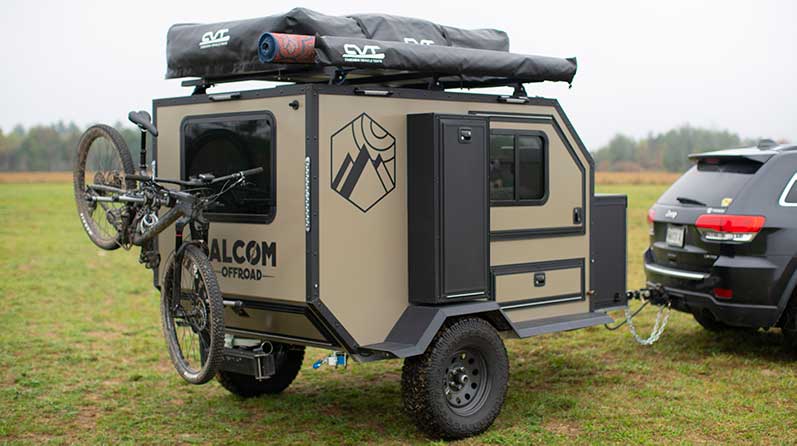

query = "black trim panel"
[491,226,583,241]
[305,86,362,354]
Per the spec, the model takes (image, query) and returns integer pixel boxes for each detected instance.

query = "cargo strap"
[605,287,671,346]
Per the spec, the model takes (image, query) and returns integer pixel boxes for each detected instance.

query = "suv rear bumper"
[643,248,780,328]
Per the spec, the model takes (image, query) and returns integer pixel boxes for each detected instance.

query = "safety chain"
[605,287,671,345]
[624,301,671,345]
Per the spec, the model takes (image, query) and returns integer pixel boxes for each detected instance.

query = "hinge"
[305,157,311,232]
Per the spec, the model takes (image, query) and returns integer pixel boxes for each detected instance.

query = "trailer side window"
[489,131,547,205]
[182,112,276,223]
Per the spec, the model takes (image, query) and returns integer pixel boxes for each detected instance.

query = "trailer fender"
[361,302,509,358]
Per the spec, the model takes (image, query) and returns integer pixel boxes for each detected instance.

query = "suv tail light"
[695,214,766,243]
[647,208,655,235]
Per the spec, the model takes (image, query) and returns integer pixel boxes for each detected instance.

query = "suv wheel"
[692,310,730,332]
[781,298,797,351]
[401,317,508,440]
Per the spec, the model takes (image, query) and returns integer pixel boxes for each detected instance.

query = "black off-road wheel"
[401,317,509,440]
[161,245,225,385]
[217,344,305,397]
[73,124,135,250]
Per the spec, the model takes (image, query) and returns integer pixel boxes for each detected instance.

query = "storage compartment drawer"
[493,259,585,309]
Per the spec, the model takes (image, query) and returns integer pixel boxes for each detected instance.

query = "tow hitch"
[605,286,672,345]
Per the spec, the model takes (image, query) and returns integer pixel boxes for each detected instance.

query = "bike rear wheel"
[160,244,224,384]
[73,124,135,250]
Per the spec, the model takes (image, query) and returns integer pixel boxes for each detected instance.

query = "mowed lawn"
[1,181,796,445]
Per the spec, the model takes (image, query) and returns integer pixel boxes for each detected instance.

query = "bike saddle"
[128,110,159,137]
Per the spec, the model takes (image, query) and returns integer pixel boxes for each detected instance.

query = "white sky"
[1,0,795,149]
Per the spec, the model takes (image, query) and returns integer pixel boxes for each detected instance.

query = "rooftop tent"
[165,8,577,87]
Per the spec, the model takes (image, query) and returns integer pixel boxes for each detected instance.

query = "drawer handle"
[534,272,546,287]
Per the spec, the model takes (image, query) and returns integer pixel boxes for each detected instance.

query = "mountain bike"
[73,110,263,384]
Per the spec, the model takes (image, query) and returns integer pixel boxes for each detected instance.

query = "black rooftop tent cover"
[166,8,577,87]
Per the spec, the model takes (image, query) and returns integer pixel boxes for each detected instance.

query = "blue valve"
[312,352,347,369]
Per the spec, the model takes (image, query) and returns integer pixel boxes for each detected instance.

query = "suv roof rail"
[757,139,778,150]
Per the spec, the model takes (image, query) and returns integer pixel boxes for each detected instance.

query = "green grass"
[1,183,796,445]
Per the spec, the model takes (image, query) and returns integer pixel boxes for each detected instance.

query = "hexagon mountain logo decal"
[330,113,396,212]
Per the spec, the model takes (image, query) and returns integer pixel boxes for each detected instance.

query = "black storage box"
[407,114,490,304]
[590,194,628,310]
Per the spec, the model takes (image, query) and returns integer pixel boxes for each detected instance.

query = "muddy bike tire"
[160,244,225,384]
[73,124,135,250]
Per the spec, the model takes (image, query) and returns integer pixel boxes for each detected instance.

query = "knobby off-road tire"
[217,345,305,397]
[161,245,225,384]
[73,124,135,250]
[401,317,509,440]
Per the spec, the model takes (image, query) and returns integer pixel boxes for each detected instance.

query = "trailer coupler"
[606,286,671,345]
[626,285,669,306]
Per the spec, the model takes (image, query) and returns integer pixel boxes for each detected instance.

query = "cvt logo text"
[342,44,385,64]
[403,38,434,45]
[199,29,230,49]
[208,238,276,281]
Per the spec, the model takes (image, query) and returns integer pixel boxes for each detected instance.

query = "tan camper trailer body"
[152,84,627,358]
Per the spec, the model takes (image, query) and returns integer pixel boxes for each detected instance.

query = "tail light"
[713,288,734,299]
[695,214,766,243]
[647,208,656,236]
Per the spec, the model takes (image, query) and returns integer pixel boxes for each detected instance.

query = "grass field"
[1,177,796,445]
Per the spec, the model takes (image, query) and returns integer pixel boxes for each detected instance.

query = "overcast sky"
[1,0,795,149]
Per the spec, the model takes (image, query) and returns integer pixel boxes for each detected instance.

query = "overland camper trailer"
[74,8,629,439]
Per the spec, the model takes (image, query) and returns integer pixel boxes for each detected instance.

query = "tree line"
[0,121,782,173]
[0,122,147,172]
[592,125,776,172]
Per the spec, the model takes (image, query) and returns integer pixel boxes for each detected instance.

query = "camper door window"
[181,111,276,224]
[489,131,547,205]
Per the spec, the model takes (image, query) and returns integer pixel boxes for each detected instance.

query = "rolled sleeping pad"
[257,32,316,64]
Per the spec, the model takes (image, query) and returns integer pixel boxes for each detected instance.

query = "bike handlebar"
[128,167,263,187]
[209,167,264,184]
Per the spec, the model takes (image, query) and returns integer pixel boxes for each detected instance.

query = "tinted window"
[658,158,761,208]
[489,132,546,204]
[517,135,545,200]
[489,134,514,201]
[183,112,275,222]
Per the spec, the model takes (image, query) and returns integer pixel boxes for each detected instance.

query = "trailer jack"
[605,286,672,345]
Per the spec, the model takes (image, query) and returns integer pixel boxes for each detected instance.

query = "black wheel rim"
[444,348,490,416]
[169,258,211,375]
[81,134,128,244]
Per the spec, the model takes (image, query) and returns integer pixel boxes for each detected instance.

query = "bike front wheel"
[73,124,135,250]
[160,244,225,384]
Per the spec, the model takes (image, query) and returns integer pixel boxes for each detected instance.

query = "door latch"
[459,127,472,143]
[573,207,583,225]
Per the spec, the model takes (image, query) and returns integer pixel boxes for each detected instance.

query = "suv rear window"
[658,158,761,208]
